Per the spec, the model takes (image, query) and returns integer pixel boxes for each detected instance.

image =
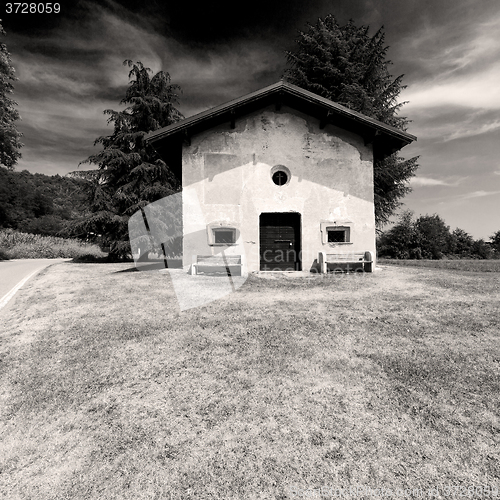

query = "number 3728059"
[6,3,60,13]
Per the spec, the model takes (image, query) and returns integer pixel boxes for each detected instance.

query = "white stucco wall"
[182,105,376,273]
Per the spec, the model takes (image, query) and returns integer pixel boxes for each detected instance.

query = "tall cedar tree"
[71,60,183,259]
[0,22,22,169]
[284,15,418,227]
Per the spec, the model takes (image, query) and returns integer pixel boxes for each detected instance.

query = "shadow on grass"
[119,259,184,272]
[115,263,165,273]
[71,255,133,264]
[71,254,183,274]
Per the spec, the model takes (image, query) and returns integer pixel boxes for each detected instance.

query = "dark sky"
[2,0,500,238]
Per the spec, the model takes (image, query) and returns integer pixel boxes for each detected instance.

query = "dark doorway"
[259,212,301,271]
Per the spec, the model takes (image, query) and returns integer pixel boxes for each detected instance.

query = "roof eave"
[146,81,416,153]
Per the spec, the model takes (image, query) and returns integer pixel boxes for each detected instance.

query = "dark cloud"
[142,0,317,43]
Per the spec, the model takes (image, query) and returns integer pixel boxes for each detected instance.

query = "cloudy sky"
[2,0,500,239]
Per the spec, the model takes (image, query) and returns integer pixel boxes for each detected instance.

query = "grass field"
[378,258,500,272]
[1,263,499,499]
[0,229,106,260]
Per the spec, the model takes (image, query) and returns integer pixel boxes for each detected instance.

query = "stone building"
[145,81,415,274]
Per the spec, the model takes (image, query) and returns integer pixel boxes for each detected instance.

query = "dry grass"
[378,258,500,272]
[1,264,499,499]
[0,229,106,260]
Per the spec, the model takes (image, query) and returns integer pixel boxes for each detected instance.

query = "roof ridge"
[145,81,416,151]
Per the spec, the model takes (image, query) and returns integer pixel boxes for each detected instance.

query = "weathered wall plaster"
[182,105,376,272]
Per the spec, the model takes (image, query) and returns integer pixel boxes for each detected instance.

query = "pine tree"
[71,60,183,259]
[284,15,418,226]
[0,22,23,169]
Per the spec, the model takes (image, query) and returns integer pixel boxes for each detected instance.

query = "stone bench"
[318,251,374,273]
[191,254,243,276]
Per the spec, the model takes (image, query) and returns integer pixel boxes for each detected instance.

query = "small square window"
[328,229,347,243]
[325,226,350,243]
[320,222,352,245]
[207,223,239,246]
[213,228,236,245]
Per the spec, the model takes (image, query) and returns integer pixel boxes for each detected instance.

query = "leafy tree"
[377,210,421,259]
[449,228,475,257]
[490,230,500,254]
[377,212,496,260]
[0,22,22,169]
[284,14,418,226]
[415,214,452,259]
[31,189,54,218]
[71,60,183,259]
[471,239,494,260]
[18,214,62,236]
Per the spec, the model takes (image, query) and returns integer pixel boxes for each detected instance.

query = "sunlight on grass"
[1,263,499,498]
[379,258,500,272]
[0,229,106,259]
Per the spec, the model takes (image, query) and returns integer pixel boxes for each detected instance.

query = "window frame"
[213,227,236,245]
[320,221,353,245]
[207,222,239,246]
[327,227,349,243]
[270,165,291,187]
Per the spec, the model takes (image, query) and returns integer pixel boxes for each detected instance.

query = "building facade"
[146,81,416,274]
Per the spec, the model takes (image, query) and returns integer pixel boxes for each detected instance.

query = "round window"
[270,165,291,186]
[272,170,288,186]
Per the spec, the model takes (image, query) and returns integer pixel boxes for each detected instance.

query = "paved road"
[0,259,69,312]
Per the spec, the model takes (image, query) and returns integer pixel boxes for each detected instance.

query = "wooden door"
[259,213,301,271]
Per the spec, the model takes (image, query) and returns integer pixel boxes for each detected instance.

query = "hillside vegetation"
[0,167,89,237]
